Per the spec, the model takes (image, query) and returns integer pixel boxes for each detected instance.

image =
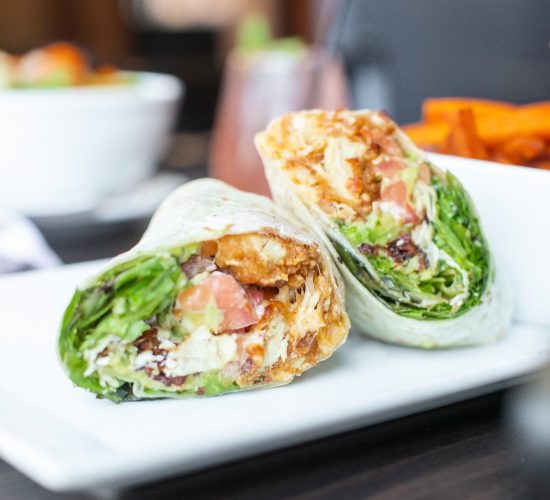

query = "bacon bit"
[358,243,380,257]
[181,255,216,279]
[134,329,162,354]
[196,386,205,395]
[240,357,254,375]
[387,234,428,270]
[360,234,428,270]
[381,180,408,206]
[387,234,417,261]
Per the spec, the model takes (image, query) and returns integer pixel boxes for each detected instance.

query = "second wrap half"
[256,109,512,348]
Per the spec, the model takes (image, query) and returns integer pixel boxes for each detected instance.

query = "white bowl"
[0,72,183,216]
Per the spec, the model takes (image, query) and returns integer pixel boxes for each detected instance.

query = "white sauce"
[162,326,237,377]
[260,312,287,368]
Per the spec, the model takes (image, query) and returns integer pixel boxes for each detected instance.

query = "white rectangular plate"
[1,156,550,492]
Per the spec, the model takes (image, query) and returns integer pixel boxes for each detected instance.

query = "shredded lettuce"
[59,247,197,402]
[339,211,404,246]
[431,171,490,302]
[335,168,491,320]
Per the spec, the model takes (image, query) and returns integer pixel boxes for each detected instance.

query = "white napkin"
[0,210,60,273]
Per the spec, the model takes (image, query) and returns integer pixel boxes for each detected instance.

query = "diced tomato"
[177,284,214,312]
[418,163,431,184]
[381,180,421,223]
[372,132,403,156]
[374,158,406,179]
[208,272,258,330]
[177,271,258,332]
[381,180,407,206]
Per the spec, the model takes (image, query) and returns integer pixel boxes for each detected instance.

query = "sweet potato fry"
[517,101,550,114]
[492,136,547,164]
[422,98,515,123]
[475,112,550,147]
[404,97,550,169]
[440,109,488,160]
[531,159,550,170]
[401,121,449,149]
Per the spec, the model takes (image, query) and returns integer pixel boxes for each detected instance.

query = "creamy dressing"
[162,326,238,377]
[376,200,408,220]
[83,334,119,377]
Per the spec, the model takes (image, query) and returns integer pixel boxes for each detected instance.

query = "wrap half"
[255,109,512,348]
[58,179,349,401]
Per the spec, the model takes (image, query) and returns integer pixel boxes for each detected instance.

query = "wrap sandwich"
[58,179,349,401]
[255,109,512,347]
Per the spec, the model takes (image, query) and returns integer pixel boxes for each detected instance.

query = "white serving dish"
[0,72,183,216]
[0,155,549,493]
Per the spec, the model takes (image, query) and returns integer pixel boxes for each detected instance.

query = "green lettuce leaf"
[335,167,491,320]
[59,250,189,402]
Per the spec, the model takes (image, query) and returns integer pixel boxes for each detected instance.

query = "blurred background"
[1,0,550,265]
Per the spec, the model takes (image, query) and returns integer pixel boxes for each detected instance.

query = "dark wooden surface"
[0,168,541,499]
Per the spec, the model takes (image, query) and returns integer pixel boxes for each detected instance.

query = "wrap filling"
[59,232,342,401]
[262,110,491,319]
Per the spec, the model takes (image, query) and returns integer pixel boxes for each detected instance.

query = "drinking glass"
[209,48,348,196]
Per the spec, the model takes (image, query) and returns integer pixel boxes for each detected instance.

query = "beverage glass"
[209,48,348,196]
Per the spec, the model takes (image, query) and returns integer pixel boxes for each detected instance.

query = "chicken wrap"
[255,109,512,347]
[58,179,349,401]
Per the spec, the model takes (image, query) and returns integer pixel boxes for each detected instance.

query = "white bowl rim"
[0,71,184,103]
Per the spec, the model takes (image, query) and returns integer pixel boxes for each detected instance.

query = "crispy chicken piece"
[214,233,317,288]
